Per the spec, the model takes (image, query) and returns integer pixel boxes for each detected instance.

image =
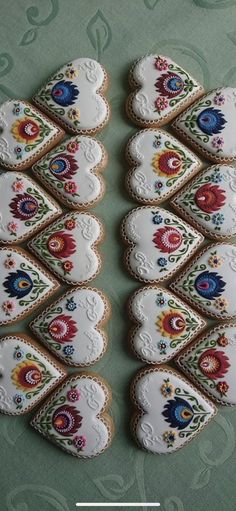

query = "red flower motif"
[67,389,80,402]
[194,184,226,214]
[52,405,82,436]
[152,149,182,177]
[48,314,77,343]
[155,72,184,98]
[153,226,183,253]
[64,181,77,194]
[67,140,79,153]
[47,232,76,259]
[63,260,74,273]
[49,153,78,181]
[12,361,42,390]
[65,219,76,230]
[217,335,229,347]
[216,381,229,396]
[10,193,38,220]
[155,97,168,111]
[198,349,230,380]
[155,57,169,71]
[157,310,186,338]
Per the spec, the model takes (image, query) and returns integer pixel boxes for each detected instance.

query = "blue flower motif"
[154,180,165,194]
[13,393,25,407]
[51,80,79,107]
[63,345,75,356]
[66,297,77,312]
[162,397,194,430]
[157,257,167,267]
[153,136,162,149]
[156,293,167,307]
[194,271,226,300]
[13,347,24,361]
[157,340,168,354]
[152,214,163,225]
[210,170,222,183]
[13,103,22,116]
[197,108,227,135]
[3,270,33,299]
[212,213,224,226]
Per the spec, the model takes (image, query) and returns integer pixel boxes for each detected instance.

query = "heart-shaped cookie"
[0,100,64,170]
[170,243,236,319]
[0,333,66,415]
[131,365,217,454]
[171,164,236,240]
[176,324,236,406]
[32,135,107,209]
[0,247,59,325]
[172,88,236,163]
[33,58,110,135]
[30,287,110,367]
[126,55,204,128]
[28,211,104,285]
[0,172,62,244]
[128,286,206,364]
[31,373,114,458]
[126,129,202,204]
[121,206,203,283]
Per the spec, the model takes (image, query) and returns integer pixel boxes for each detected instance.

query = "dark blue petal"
[3,270,33,298]
[197,108,227,135]
[51,80,79,107]
[194,271,226,300]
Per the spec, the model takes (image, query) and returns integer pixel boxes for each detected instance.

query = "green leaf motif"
[191,466,212,489]
[6,484,69,511]
[26,0,59,26]
[93,474,135,500]
[164,496,185,511]
[19,28,38,46]
[144,0,160,8]
[87,10,112,60]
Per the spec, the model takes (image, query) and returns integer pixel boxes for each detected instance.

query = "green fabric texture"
[1,0,236,510]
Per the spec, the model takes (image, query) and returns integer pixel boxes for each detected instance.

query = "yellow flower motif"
[11,360,42,391]
[161,380,175,398]
[156,310,186,339]
[214,297,228,311]
[68,107,80,122]
[163,430,176,447]
[208,254,223,269]
[65,67,79,79]
[152,149,182,177]
[11,117,40,144]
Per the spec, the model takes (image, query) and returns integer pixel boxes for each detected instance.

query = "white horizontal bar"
[76,504,160,507]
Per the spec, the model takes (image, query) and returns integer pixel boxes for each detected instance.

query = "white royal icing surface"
[0,247,58,325]
[0,100,61,167]
[0,335,65,415]
[32,135,105,207]
[177,324,236,406]
[34,58,109,132]
[172,165,236,238]
[31,374,111,458]
[122,206,203,282]
[171,243,236,319]
[129,286,205,363]
[173,88,236,160]
[28,211,103,284]
[0,171,61,243]
[133,367,216,454]
[130,55,203,124]
[30,288,108,366]
[127,129,201,203]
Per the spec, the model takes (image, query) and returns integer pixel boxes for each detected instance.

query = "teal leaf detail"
[144,0,160,8]
[93,474,135,500]
[26,0,59,26]
[164,497,185,511]
[87,10,112,60]
[191,466,212,489]
[6,485,69,511]
[19,28,38,46]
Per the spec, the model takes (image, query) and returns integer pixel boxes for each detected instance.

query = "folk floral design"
[194,184,226,213]
[52,405,82,435]
[47,232,76,259]
[3,270,33,298]
[198,349,230,379]
[152,137,194,193]
[49,153,78,180]
[194,271,226,300]
[156,310,186,338]
[51,81,79,107]
[48,314,77,344]
[2,261,50,308]
[11,104,53,158]
[8,186,52,229]
[153,226,183,253]
[152,149,182,177]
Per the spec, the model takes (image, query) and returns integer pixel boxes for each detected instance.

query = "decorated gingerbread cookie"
[0,100,64,170]
[126,129,202,204]
[126,55,204,128]
[32,135,107,209]
[121,206,203,283]
[33,58,110,135]
[176,324,236,406]
[0,172,62,244]
[170,243,236,319]
[30,287,110,367]
[0,333,66,415]
[0,247,59,325]
[128,286,206,364]
[31,372,114,458]
[172,88,236,163]
[28,211,104,285]
[131,365,217,454]
[171,165,236,240]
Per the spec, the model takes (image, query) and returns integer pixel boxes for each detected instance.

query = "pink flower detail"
[213,93,225,106]
[212,136,224,150]
[155,57,169,71]
[67,389,80,402]
[67,140,79,154]
[12,180,24,192]
[73,435,86,450]
[7,221,19,233]
[155,97,169,111]
[64,181,77,194]
[4,257,16,270]
[2,300,15,315]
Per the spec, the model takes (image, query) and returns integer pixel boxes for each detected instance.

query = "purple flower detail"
[212,136,224,151]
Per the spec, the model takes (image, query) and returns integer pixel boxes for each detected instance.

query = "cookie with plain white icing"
[0,246,59,326]
[126,129,202,204]
[0,333,66,415]
[121,206,203,283]
[30,287,110,367]
[31,372,114,458]
[33,58,110,135]
[0,100,64,170]
[128,286,206,364]
[172,88,236,163]
[170,243,236,319]
[32,135,107,209]
[126,55,204,128]
[28,211,104,285]
[171,164,236,240]
[0,171,62,244]
[176,323,236,406]
[131,365,217,454]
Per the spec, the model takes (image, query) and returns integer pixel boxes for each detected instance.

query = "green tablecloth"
[1,1,236,510]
